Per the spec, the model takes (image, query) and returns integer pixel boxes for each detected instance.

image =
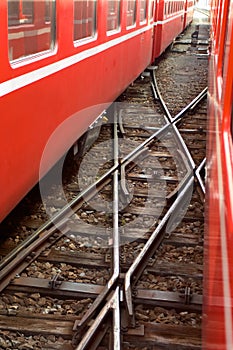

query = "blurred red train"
[0,0,194,222]
[203,0,233,349]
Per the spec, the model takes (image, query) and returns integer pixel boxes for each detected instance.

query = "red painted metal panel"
[203,0,233,348]
[0,0,154,221]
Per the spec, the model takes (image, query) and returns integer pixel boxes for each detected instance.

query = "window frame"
[139,0,147,25]
[149,0,154,20]
[8,0,57,64]
[126,0,137,29]
[73,0,98,46]
[106,0,121,36]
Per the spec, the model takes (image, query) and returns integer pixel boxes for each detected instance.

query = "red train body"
[2,1,233,348]
[0,0,194,222]
[203,0,233,349]
[184,0,195,29]
[151,0,194,60]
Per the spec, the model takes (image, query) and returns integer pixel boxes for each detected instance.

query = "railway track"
[0,20,209,350]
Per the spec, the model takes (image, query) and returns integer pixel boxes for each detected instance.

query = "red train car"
[152,0,189,60]
[203,0,233,348]
[183,0,194,30]
[0,0,155,222]
[0,0,193,223]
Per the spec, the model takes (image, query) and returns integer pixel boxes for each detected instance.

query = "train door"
[151,0,164,61]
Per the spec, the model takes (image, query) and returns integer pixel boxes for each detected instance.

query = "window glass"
[149,0,154,19]
[107,0,120,32]
[126,0,136,27]
[221,0,230,76]
[139,0,147,23]
[8,0,33,25]
[74,0,97,41]
[8,0,56,62]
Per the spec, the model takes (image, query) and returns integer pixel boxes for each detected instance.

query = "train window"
[149,0,154,19]
[126,0,136,28]
[139,0,147,23]
[45,0,52,22]
[107,0,121,33]
[168,2,171,15]
[74,0,97,42]
[220,0,230,76]
[8,0,33,26]
[8,0,56,62]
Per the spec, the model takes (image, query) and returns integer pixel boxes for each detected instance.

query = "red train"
[203,0,233,349]
[0,0,194,222]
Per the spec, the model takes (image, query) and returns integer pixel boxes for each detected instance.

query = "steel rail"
[195,7,210,18]
[165,122,195,199]
[124,177,194,316]
[0,62,206,348]
[1,70,206,275]
[166,149,193,199]
[120,147,149,197]
[74,110,121,333]
[189,89,208,111]
[150,69,207,197]
[0,219,69,292]
[121,119,169,164]
[151,71,173,122]
[118,110,126,135]
[2,69,206,334]
[172,123,196,170]
[171,87,208,123]
[0,112,179,292]
[118,72,200,205]
[0,105,169,276]
[150,81,159,100]
[121,121,195,200]
[74,287,120,350]
[151,68,207,124]
[0,90,171,280]
[195,158,206,194]
[0,164,117,272]
[0,164,120,292]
